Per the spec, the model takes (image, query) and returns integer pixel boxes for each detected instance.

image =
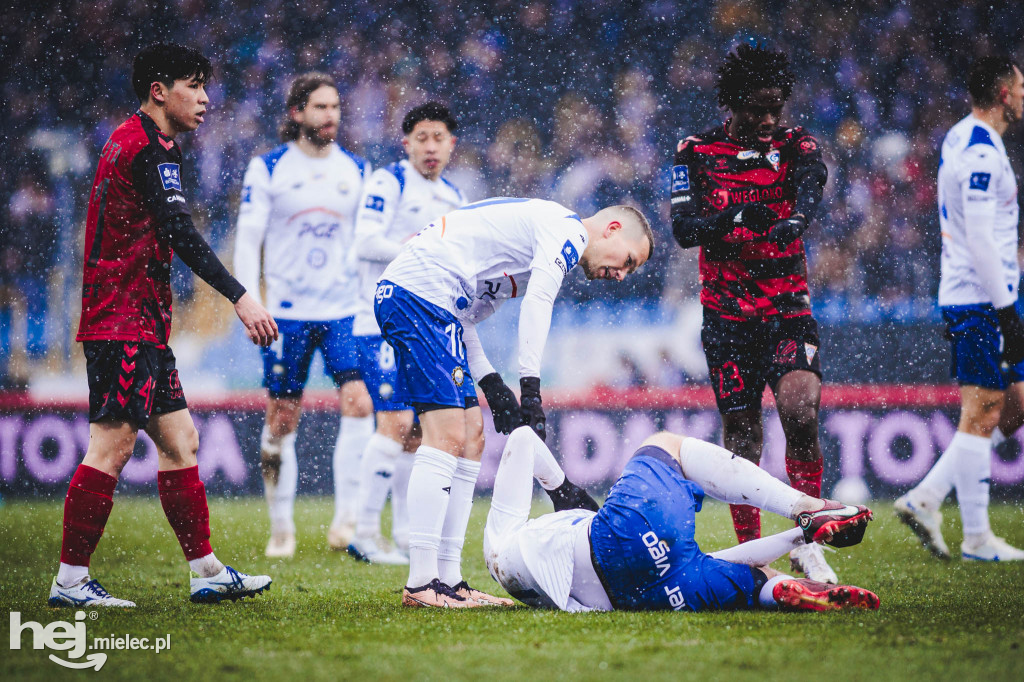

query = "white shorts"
[485,508,598,611]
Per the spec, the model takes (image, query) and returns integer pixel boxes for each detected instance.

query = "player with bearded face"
[233,72,375,559]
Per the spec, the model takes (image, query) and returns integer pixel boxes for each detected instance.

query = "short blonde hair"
[593,204,655,261]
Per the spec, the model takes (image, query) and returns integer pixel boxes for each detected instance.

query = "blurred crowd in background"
[2,0,1023,389]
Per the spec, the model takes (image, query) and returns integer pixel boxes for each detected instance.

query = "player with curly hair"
[670,44,835,582]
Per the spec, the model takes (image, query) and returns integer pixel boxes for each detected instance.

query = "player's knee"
[778,401,819,441]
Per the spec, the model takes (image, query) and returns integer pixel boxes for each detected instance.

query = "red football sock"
[786,457,823,498]
[61,465,118,566]
[158,466,213,561]
[729,504,761,544]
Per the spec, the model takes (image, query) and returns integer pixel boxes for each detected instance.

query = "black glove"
[519,376,546,442]
[478,373,521,434]
[726,202,777,236]
[997,305,1024,366]
[766,215,808,249]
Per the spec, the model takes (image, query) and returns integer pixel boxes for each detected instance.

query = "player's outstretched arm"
[234,292,278,347]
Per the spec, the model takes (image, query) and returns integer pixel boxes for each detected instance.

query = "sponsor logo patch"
[969,172,991,191]
[671,164,690,192]
[365,195,386,211]
[157,163,181,191]
[737,150,759,160]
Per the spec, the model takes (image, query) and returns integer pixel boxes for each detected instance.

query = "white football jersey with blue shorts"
[234,142,370,321]
[937,115,1019,309]
[352,159,465,336]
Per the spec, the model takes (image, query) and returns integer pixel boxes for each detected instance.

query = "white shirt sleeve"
[517,268,562,379]
[961,148,1015,308]
[462,322,496,379]
[233,157,272,305]
[354,169,404,263]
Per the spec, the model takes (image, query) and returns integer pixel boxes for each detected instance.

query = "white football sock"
[710,528,805,566]
[57,563,89,587]
[405,446,458,587]
[355,433,402,538]
[677,437,804,518]
[951,432,992,536]
[268,432,297,535]
[391,450,415,550]
[438,458,481,586]
[332,415,374,527]
[188,552,224,578]
[913,440,959,507]
[260,424,282,456]
[759,574,795,608]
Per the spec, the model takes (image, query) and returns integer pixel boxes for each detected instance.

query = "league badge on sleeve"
[558,239,580,275]
[671,165,690,192]
[157,163,182,191]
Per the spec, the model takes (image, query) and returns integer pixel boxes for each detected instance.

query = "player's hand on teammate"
[234,292,279,346]
[519,377,546,441]
[766,215,808,249]
[996,305,1024,366]
[478,373,521,434]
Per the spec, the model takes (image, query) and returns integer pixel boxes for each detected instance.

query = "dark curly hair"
[715,43,795,109]
[279,72,337,142]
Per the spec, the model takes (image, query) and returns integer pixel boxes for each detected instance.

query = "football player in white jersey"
[484,427,877,613]
[896,56,1024,562]
[348,103,467,565]
[374,197,655,607]
[233,73,375,558]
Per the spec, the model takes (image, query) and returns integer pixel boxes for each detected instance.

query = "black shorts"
[84,341,188,428]
[701,309,822,414]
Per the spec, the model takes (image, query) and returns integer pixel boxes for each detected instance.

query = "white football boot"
[265,530,296,559]
[189,566,272,603]
[48,577,136,607]
[961,534,1024,562]
[346,534,409,565]
[789,543,838,584]
[894,493,950,559]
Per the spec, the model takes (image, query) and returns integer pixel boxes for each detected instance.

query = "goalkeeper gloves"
[478,373,520,434]
[997,305,1024,366]
[519,376,547,442]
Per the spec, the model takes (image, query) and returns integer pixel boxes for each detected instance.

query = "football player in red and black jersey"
[49,43,278,608]
[670,44,836,583]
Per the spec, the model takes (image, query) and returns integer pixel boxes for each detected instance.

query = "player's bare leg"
[721,409,764,544]
[328,380,374,550]
[262,396,301,557]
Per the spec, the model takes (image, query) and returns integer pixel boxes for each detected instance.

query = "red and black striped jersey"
[671,122,826,319]
[76,111,192,347]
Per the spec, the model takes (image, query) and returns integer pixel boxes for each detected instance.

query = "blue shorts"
[261,317,362,398]
[589,446,760,612]
[943,305,1024,390]
[356,334,409,412]
[373,281,477,411]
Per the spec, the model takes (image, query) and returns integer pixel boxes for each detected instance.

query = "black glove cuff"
[520,376,541,398]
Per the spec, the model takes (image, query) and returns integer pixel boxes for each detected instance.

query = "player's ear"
[149,81,167,105]
[605,220,622,237]
[288,105,303,124]
[402,136,411,152]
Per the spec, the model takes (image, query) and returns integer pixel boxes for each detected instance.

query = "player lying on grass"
[484,427,878,613]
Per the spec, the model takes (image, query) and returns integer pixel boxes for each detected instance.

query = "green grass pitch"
[2,495,1023,681]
